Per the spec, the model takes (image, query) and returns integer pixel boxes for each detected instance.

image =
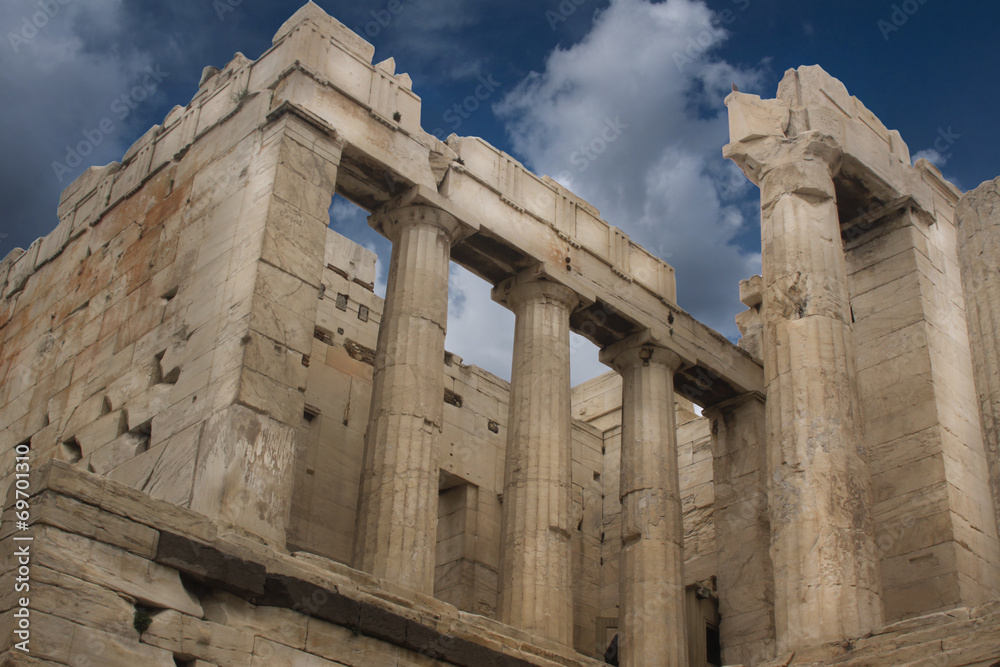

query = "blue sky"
[2,0,998,384]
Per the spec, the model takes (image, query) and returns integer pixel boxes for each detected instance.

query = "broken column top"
[724,65,962,219]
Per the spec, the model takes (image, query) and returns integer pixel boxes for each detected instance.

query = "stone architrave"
[353,204,462,594]
[725,130,884,651]
[601,333,688,667]
[493,273,579,646]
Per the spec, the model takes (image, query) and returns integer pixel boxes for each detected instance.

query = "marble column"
[728,132,883,651]
[353,204,460,594]
[602,336,687,667]
[494,275,578,646]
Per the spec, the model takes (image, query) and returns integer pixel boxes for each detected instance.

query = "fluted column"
[353,204,460,594]
[730,132,883,651]
[493,275,579,646]
[601,335,687,667]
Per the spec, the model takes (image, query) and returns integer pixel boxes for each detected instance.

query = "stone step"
[750,603,1000,667]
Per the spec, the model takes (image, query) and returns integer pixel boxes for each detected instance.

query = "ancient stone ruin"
[2,3,999,666]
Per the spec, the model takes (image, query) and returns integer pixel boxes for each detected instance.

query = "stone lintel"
[593,323,763,409]
[723,90,790,144]
[265,100,344,145]
[702,389,766,416]
[840,194,935,240]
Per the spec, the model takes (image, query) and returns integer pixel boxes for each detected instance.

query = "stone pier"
[601,334,688,667]
[705,392,775,665]
[185,111,344,547]
[957,177,1000,537]
[353,204,461,594]
[493,272,579,646]
[725,131,883,651]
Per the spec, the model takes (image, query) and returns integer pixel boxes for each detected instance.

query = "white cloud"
[367,0,488,83]
[439,0,770,386]
[364,243,389,298]
[330,197,360,225]
[495,0,765,347]
[912,147,948,167]
[0,0,162,251]
[446,265,515,380]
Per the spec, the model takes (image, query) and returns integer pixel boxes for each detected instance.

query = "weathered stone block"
[201,590,306,650]
[305,617,400,667]
[123,384,173,431]
[108,424,199,507]
[9,566,136,638]
[236,368,305,426]
[259,202,328,291]
[142,609,255,666]
[3,610,175,666]
[25,491,158,558]
[75,409,127,455]
[250,262,319,355]
[154,532,267,600]
[243,332,309,392]
[190,404,297,544]
[32,525,203,617]
[27,461,218,542]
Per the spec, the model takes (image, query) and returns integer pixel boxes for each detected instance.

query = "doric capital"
[369,203,463,245]
[368,183,479,245]
[724,131,842,195]
[599,329,682,374]
[504,278,579,313]
[492,266,580,313]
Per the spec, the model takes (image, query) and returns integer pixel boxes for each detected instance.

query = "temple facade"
[1,4,999,666]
